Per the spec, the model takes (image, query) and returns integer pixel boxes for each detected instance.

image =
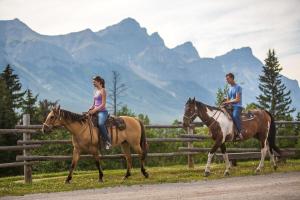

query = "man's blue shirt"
[228,84,242,107]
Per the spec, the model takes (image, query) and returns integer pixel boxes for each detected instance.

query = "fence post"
[187,124,195,168]
[23,114,32,184]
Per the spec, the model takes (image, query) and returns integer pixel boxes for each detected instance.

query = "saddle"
[82,113,126,147]
[222,105,255,140]
[222,105,255,121]
[105,115,126,131]
[88,114,126,131]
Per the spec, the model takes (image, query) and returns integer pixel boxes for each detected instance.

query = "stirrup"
[235,133,243,141]
[105,141,112,150]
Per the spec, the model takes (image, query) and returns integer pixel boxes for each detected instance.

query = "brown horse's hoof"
[65,180,71,184]
[273,165,278,171]
[204,171,210,177]
[143,172,149,178]
[99,178,104,183]
[255,168,261,174]
[224,171,230,176]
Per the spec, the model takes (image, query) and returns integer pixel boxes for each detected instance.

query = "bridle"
[184,101,222,128]
[42,109,62,131]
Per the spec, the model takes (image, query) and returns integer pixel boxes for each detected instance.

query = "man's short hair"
[226,73,235,80]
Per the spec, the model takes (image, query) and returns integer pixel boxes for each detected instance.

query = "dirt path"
[2,172,300,200]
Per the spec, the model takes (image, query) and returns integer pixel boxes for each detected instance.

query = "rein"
[184,102,223,128]
[44,111,94,147]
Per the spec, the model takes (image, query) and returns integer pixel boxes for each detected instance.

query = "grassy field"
[1,159,300,197]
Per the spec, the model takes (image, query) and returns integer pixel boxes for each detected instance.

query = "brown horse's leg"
[121,142,132,179]
[256,138,268,173]
[65,148,80,184]
[267,144,277,170]
[204,138,222,177]
[220,143,231,176]
[93,153,104,182]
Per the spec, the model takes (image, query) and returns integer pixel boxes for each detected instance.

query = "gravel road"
[2,172,300,200]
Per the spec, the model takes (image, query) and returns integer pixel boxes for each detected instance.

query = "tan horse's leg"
[92,152,104,182]
[121,142,132,179]
[65,148,80,184]
[132,144,149,178]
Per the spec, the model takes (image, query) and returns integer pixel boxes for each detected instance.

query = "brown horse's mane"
[195,100,222,112]
[59,109,86,123]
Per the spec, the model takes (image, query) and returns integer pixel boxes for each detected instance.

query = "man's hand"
[221,101,230,106]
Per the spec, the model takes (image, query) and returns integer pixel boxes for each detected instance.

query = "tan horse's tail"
[265,110,281,156]
[138,119,148,160]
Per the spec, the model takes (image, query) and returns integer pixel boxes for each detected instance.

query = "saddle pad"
[105,116,126,130]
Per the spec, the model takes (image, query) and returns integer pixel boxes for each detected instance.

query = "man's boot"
[235,130,244,141]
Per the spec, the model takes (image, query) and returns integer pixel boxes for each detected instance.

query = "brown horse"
[42,106,148,183]
[183,98,281,176]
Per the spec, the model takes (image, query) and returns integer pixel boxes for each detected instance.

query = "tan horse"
[42,106,148,183]
[183,98,281,176]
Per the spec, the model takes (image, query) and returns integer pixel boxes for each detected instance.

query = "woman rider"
[88,76,112,149]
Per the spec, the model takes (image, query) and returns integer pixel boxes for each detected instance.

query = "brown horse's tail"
[265,110,281,156]
[138,119,148,161]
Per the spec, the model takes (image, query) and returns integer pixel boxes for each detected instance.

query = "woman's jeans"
[98,111,110,143]
[232,106,242,132]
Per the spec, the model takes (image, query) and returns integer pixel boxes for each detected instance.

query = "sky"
[0,0,299,84]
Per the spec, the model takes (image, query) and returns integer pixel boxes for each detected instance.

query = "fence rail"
[1,114,299,184]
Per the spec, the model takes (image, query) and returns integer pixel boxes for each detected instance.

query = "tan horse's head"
[42,105,63,134]
[183,97,198,128]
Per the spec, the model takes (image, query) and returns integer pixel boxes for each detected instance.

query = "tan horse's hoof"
[204,171,210,177]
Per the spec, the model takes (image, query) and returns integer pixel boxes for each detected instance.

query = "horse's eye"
[50,116,54,119]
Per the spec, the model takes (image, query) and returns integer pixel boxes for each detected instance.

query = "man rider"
[223,73,244,141]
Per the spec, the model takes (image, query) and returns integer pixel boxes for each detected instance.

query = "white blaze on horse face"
[206,108,234,143]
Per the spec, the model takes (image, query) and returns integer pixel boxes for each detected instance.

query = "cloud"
[0,0,299,83]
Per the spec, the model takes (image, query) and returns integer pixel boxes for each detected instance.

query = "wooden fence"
[0,114,299,183]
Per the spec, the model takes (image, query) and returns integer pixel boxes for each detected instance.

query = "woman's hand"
[88,109,95,115]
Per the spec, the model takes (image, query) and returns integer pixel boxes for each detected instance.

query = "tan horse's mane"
[59,109,86,124]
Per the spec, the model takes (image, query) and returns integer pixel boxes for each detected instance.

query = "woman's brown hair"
[93,76,105,88]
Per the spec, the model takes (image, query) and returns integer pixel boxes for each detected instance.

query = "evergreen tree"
[138,113,150,125]
[21,89,38,123]
[117,105,135,117]
[256,49,295,120]
[245,103,257,111]
[35,99,58,123]
[0,65,25,176]
[295,112,300,135]
[0,78,10,128]
[215,84,229,106]
[0,64,25,127]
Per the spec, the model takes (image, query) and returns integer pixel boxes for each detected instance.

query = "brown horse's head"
[42,105,63,133]
[183,97,198,128]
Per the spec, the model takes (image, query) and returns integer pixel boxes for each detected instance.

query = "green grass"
[1,159,300,197]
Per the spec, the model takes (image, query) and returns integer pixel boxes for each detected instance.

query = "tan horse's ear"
[192,97,195,102]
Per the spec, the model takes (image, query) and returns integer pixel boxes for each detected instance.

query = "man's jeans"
[232,106,242,132]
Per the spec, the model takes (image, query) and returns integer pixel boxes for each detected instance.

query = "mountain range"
[0,18,299,123]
